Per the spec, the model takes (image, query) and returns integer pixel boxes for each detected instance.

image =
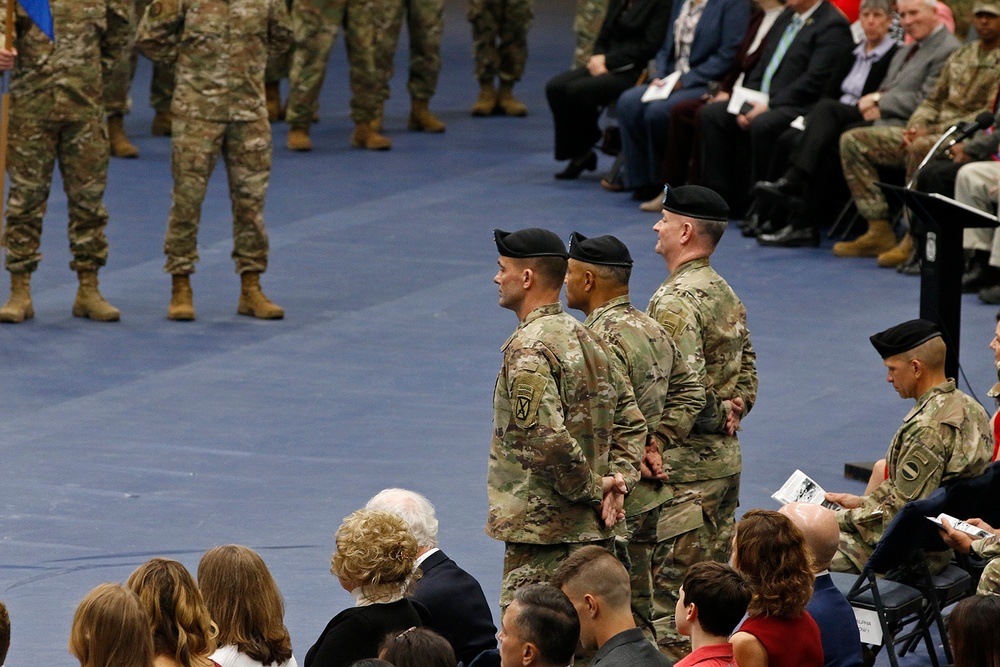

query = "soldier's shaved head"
[899,335,947,370]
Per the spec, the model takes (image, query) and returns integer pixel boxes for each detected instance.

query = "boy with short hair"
[674,562,751,667]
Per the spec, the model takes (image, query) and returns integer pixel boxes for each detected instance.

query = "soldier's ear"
[584,270,596,292]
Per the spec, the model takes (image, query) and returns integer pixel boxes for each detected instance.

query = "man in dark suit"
[698,0,853,216]
[366,488,498,666]
[755,0,959,245]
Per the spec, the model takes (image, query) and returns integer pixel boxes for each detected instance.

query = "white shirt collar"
[415,547,440,567]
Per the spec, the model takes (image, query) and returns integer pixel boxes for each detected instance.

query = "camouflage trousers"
[267,0,296,84]
[839,126,938,222]
[830,529,875,574]
[376,0,444,102]
[165,116,271,275]
[625,505,661,633]
[500,539,613,612]
[572,0,607,68]
[286,0,400,125]
[651,474,740,661]
[978,557,1000,595]
[104,0,176,115]
[4,115,110,273]
[468,0,532,83]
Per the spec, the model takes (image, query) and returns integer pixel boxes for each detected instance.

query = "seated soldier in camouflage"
[137,0,292,321]
[824,319,993,573]
[941,518,1000,595]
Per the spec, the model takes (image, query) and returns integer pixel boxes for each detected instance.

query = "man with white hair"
[366,488,498,665]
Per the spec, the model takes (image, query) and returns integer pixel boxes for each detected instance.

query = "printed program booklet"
[772,469,842,510]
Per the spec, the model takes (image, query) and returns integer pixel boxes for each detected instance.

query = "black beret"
[567,232,633,267]
[661,185,730,222]
[870,319,943,359]
[494,228,568,258]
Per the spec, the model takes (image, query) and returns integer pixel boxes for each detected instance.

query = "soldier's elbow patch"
[513,372,547,428]
[896,446,936,498]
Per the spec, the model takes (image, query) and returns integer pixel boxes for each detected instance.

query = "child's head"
[675,561,751,639]
[379,627,455,667]
[69,583,154,667]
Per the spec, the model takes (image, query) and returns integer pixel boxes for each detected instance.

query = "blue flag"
[17,0,54,41]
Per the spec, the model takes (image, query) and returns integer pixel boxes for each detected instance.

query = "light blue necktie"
[760,15,803,95]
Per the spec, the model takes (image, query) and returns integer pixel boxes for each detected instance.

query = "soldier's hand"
[723,398,743,436]
[967,517,999,535]
[587,55,608,76]
[939,518,974,554]
[600,474,627,527]
[0,48,17,71]
[824,492,861,509]
[642,437,668,481]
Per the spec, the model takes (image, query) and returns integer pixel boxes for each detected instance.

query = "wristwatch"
[872,92,882,106]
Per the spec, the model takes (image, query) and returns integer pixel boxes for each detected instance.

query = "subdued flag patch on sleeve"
[17,0,53,40]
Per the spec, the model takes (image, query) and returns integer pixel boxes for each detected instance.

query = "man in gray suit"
[754,0,960,244]
[551,546,672,667]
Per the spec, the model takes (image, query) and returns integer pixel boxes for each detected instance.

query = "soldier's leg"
[57,116,111,273]
[5,116,59,274]
[625,507,659,632]
[956,162,1000,256]
[104,0,138,156]
[405,0,443,101]
[372,0,406,114]
[468,0,500,84]
[497,0,532,84]
[702,472,740,563]
[572,0,607,69]
[286,0,346,128]
[164,116,225,276]
[977,557,1000,595]
[265,0,295,121]
[650,486,704,660]
[345,0,393,148]
[830,529,872,574]
[222,119,271,275]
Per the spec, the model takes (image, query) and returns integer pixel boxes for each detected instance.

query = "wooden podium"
[879,183,999,378]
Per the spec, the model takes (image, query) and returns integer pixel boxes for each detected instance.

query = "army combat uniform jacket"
[838,380,993,549]
[646,258,758,483]
[136,0,292,121]
[487,303,646,545]
[585,295,706,517]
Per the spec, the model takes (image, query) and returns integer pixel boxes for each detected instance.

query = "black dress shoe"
[980,284,1000,304]
[740,212,762,237]
[555,150,597,180]
[757,225,819,247]
[896,251,921,275]
[963,263,1000,293]
[753,177,803,199]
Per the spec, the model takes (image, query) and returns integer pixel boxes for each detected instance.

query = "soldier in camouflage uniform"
[103,0,178,157]
[137,0,292,320]
[284,0,398,151]
[468,0,533,116]
[826,319,992,573]
[573,0,608,67]
[646,185,757,660]
[265,0,294,121]
[0,0,131,324]
[563,231,706,634]
[489,227,646,611]
[942,520,1000,594]
[374,0,447,133]
[836,11,1000,266]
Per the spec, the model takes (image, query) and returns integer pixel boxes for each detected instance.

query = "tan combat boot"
[238,272,284,319]
[832,219,897,257]
[168,274,195,321]
[471,82,497,116]
[496,83,528,116]
[266,81,284,122]
[409,98,446,132]
[287,126,312,151]
[151,110,173,136]
[107,114,139,158]
[73,270,120,321]
[877,233,913,268]
[0,272,33,323]
[351,121,392,150]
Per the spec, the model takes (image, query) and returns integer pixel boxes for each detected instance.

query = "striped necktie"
[761,14,803,95]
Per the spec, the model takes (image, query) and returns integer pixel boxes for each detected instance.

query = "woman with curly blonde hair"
[730,509,823,667]
[304,509,423,667]
[127,558,218,667]
[69,583,154,667]
[198,545,296,667]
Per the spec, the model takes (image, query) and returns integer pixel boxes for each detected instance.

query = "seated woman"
[69,583,153,667]
[198,545,297,667]
[304,509,423,667]
[730,509,823,667]
[609,0,750,199]
[545,0,671,180]
[127,558,219,667]
[948,595,1000,667]
[379,627,456,667]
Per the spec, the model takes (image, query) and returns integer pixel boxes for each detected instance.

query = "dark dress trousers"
[411,550,499,666]
[545,0,670,161]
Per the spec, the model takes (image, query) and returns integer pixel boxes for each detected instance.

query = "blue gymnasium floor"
[0,1,996,664]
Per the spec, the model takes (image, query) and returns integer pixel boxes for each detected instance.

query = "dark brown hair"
[734,509,814,619]
[681,561,751,637]
[69,583,154,667]
[949,595,1000,667]
[379,627,455,667]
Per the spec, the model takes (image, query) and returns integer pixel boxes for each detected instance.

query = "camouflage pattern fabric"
[164,116,272,275]
[345,0,406,122]
[572,0,607,68]
[488,302,646,608]
[646,257,758,484]
[584,295,706,627]
[841,41,1000,222]
[285,0,346,127]
[832,380,993,573]
[374,0,444,102]
[2,0,129,273]
[650,475,738,659]
[266,0,295,83]
[467,0,532,83]
[136,0,293,122]
[974,535,1000,595]
[500,539,613,610]
[105,0,175,116]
